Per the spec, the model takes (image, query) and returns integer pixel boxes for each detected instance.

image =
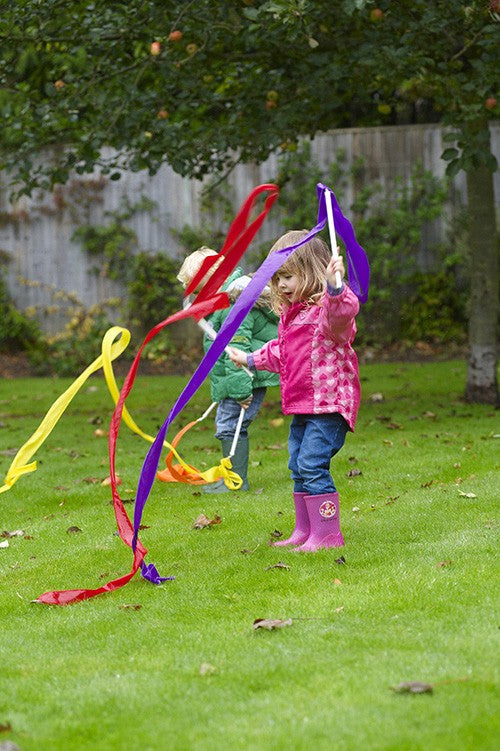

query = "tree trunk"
[465,150,498,405]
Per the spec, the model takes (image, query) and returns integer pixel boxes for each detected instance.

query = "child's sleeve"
[221,313,257,400]
[321,285,360,344]
[252,338,281,373]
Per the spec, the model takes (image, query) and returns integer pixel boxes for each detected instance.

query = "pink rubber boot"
[273,492,310,547]
[294,492,345,552]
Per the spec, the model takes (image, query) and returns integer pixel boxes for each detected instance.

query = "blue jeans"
[215,387,267,440]
[288,413,349,495]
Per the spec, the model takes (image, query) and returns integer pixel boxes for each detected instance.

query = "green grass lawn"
[0,360,498,750]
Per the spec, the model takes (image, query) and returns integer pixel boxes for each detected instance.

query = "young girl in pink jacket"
[228,230,361,551]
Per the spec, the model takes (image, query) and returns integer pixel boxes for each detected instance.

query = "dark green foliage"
[127,251,183,334]
[0,275,42,353]
[72,222,138,281]
[38,307,116,377]
[71,195,157,282]
[400,271,467,344]
[352,165,461,346]
[0,1,497,194]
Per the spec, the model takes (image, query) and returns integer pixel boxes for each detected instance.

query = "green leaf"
[445,159,462,179]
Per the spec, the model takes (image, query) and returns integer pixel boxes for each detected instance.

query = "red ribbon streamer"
[35,184,279,605]
[185,183,279,304]
[35,295,229,605]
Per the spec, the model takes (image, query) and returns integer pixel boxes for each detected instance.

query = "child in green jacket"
[177,247,279,493]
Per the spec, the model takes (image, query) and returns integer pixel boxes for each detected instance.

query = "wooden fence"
[1,123,498,334]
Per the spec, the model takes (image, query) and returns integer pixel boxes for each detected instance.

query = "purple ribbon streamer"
[317,183,370,303]
[141,561,175,584]
[133,183,369,579]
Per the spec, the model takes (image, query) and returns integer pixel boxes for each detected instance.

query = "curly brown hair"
[268,230,332,313]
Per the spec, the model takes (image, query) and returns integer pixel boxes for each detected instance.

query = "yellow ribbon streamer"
[1,325,242,494]
[0,327,130,494]
[211,456,242,489]
[102,335,240,486]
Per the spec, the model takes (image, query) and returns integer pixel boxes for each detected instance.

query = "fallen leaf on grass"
[253,618,293,631]
[391,681,433,694]
[458,490,477,499]
[119,603,142,611]
[269,417,284,427]
[335,556,346,565]
[66,526,82,534]
[101,475,122,486]
[199,662,217,676]
[369,392,384,402]
[0,722,13,733]
[0,540,9,549]
[192,513,221,529]
[265,561,290,571]
[436,560,452,568]
[382,439,393,447]
[270,527,284,538]
[346,468,362,477]
[93,428,108,437]
[1,530,24,538]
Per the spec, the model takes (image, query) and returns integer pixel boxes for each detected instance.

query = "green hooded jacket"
[204,268,280,402]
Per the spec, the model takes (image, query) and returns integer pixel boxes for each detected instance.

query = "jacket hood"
[224,269,273,310]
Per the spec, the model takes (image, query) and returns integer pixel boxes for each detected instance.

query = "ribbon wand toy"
[325,188,342,289]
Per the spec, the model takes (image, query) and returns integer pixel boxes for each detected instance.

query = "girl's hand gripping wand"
[325,189,342,289]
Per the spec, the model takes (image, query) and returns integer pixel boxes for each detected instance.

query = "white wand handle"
[229,406,246,458]
[325,190,342,289]
[197,316,254,379]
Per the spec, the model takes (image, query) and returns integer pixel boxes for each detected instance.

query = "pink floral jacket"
[251,284,361,430]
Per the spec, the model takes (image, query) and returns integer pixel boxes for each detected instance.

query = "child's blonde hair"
[268,230,332,313]
[177,246,220,289]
